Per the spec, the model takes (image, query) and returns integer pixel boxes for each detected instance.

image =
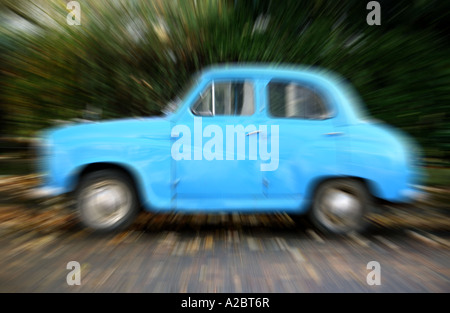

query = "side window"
[268,81,329,119]
[192,81,254,116]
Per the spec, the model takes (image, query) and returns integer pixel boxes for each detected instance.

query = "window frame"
[190,79,256,117]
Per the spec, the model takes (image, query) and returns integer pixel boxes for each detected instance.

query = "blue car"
[33,65,423,234]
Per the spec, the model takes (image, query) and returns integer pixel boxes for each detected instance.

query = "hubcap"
[317,187,362,231]
[80,180,131,228]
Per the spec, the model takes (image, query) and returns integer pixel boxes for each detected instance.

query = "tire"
[76,169,139,232]
[309,179,372,235]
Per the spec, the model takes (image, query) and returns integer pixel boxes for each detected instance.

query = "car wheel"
[310,179,372,235]
[76,169,139,232]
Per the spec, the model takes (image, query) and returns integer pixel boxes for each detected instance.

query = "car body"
[33,65,424,233]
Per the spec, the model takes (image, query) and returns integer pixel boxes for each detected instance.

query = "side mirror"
[83,104,102,121]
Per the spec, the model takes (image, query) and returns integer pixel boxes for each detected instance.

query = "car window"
[192,81,254,116]
[268,81,329,119]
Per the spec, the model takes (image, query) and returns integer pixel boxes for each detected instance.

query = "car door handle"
[246,130,262,136]
[323,132,343,137]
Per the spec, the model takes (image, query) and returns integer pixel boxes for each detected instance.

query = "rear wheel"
[310,179,372,234]
[76,169,139,232]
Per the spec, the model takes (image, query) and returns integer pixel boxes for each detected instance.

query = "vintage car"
[33,65,423,234]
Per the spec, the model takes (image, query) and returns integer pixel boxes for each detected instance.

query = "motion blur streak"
[0,0,449,292]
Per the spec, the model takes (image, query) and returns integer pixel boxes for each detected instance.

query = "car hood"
[43,116,171,144]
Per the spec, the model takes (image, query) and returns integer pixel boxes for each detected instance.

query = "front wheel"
[310,179,373,235]
[76,169,139,232]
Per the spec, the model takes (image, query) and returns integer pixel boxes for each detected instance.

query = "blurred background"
[0,0,449,170]
[0,0,449,292]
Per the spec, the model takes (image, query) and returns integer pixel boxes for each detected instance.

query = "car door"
[171,79,264,209]
[262,79,338,208]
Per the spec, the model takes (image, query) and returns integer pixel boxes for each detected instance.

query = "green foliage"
[0,0,449,159]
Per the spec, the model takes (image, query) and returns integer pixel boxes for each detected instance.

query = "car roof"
[199,64,341,83]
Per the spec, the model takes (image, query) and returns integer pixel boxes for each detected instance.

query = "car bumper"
[400,185,428,202]
[28,186,65,199]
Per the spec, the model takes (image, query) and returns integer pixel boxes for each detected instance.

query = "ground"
[0,174,449,292]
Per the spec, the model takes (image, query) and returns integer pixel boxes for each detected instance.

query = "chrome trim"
[246,130,262,136]
[28,187,63,198]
